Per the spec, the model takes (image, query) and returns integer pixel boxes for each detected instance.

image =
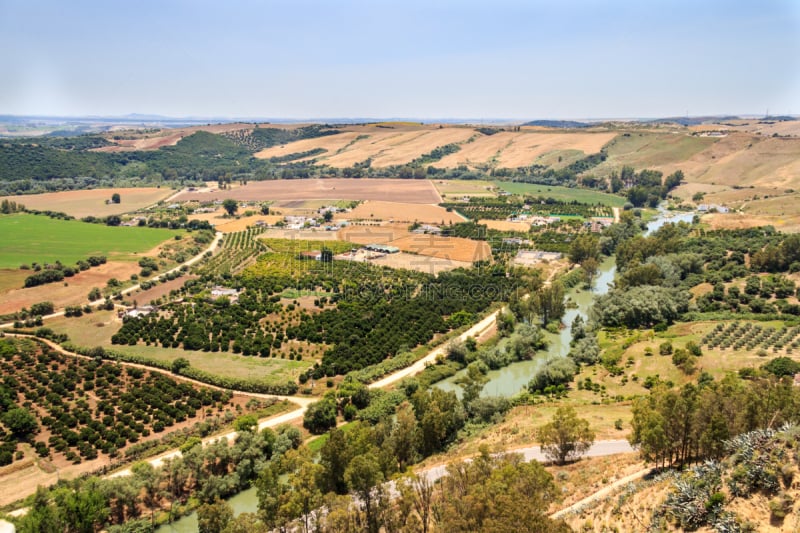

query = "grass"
[306,421,357,453]
[0,213,181,268]
[433,179,497,198]
[43,310,313,385]
[493,181,626,207]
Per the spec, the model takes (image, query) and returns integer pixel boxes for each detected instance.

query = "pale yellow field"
[433,179,497,198]
[341,200,465,223]
[1,188,173,218]
[496,131,616,167]
[215,215,285,232]
[641,133,800,189]
[337,223,410,245]
[318,127,474,167]
[254,131,365,160]
[437,131,513,168]
[387,233,491,262]
[479,219,531,232]
[436,131,615,169]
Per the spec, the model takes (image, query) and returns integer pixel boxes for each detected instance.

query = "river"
[157,208,694,531]
[436,208,695,398]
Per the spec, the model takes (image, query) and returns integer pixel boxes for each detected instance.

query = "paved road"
[416,440,635,486]
[0,231,223,330]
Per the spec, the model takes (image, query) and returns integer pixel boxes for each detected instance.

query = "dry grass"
[479,219,531,232]
[702,212,800,233]
[282,127,475,168]
[433,179,497,198]
[0,261,140,314]
[174,178,442,204]
[0,188,173,218]
[435,131,615,169]
[254,131,366,161]
[215,215,284,232]
[342,201,465,224]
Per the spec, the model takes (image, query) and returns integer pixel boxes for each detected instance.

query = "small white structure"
[123,305,156,319]
[211,286,239,303]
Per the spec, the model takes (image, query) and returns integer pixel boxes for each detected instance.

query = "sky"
[1,0,799,120]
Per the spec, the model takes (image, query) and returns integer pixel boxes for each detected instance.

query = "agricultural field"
[198,227,267,275]
[369,251,473,275]
[387,233,492,262]
[493,181,626,207]
[341,200,465,224]
[39,310,315,387]
[0,213,181,268]
[0,336,251,469]
[435,130,616,169]
[173,178,442,204]
[0,187,174,218]
[432,178,497,199]
[256,125,475,168]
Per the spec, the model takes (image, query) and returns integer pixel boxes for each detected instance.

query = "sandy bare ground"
[0,188,173,218]
[343,200,465,224]
[174,178,442,204]
[703,212,800,233]
[387,234,492,263]
[370,252,472,275]
[337,223,411,245]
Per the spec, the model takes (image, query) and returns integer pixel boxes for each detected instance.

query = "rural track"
[0,231,223,330]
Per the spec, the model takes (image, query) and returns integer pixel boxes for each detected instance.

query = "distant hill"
[642,116,741,126]
[522,120,592,128]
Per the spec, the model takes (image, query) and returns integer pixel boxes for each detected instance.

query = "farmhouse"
[211,286,240,303]
[299,250,323,261]
[586,217,614,233]
[366,243,400,254]
[412,224,442,235]
[121,305,157,319]
[513,249,562,267]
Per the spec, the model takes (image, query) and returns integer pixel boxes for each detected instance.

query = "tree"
[568,234,600,264]
[582,257,599,288]
[260,204,270,215]
[197,498,233,533]
[531,282,565,326]
[111,193,121,204]
[222,199,238,216]
[233,414,258,432]
[2,407,39,440]
[323,210,334,223]
[536,406,595,465]
[345,454,384,533]
[303,398,337,434]
[171,357,190,375]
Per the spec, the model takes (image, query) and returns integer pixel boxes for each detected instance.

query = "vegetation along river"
[438,208,695,398]
[157,209,694,531]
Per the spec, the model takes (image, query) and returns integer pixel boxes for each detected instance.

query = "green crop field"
[0,213,181,268]
[493,181,626,207]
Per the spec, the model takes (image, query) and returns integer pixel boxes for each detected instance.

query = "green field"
[0,213,181,268]
[493,181,626,207]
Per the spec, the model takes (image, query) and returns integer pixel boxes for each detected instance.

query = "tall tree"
[536,406,595,465]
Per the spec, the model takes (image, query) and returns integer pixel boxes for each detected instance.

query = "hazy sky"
[2,0,799,119]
